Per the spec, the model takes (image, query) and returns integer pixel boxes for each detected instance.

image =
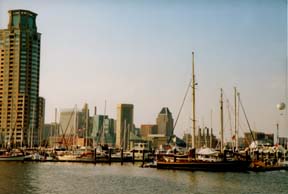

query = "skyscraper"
[156,107,174,137]
[91,114,108,143]
[91,115,115,146]
[0,10,41,147]
[116,104,133,150]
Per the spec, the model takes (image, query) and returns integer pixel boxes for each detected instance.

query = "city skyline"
[0,0,287,140]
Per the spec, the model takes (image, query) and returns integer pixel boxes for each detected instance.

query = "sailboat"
[156,52,251,172]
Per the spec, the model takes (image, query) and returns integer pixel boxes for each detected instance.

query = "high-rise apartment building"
[0,10,41,147]
[156,107,174,137]
[116,104,134,150]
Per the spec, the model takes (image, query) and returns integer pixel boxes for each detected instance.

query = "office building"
[91,115,115,146]
[91,115,108,142]
[140,124,157,137]
[79,103,89,138]
[0,10,41,147]
[156,107,174,137]
[116,104,134,150]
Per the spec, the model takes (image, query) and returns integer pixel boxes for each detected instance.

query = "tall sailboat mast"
[84,104,89,147]
[210,109,213,148]
[54,108,58,148]
[192,51,196,149]
[74,104,77,147]
[220,88,224,153]
[234,87,238,150]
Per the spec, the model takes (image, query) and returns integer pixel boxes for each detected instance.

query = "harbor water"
[0,162,287,194]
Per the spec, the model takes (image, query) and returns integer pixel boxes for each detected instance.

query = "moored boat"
[157,159,251,172]
[155,53,251,172]
[130,143,149,161]
[0,149,26,161]
[0,154,26,161]
[156,147,251,172]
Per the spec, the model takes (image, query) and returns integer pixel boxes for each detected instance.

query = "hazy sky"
[0,0,287,140]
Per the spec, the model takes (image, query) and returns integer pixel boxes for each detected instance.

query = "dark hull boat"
[156,53,251,172]
[156,148,251,172]
[0,155,26,161]
[157,160,251,172]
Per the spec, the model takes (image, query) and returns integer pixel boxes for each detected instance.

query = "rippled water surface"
[0,162,287,194]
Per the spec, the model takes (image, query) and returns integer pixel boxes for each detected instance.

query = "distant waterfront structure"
[156,107,174,137]
[59,107,81,136]
[90,115,115,146]
[43,122,58,146]
[116,104,134,150]
[59,104,92,138]
[244,130,274,146]
[0,10,41,147]
[147,134,167,149]
[80,103,89,138]
[43,123,52,143]
[140,124,157,137]
[91,115,108,143]
[102,117,116,146]
[133,126,140,136]
[279,137,288,149]
[183,127,217,148]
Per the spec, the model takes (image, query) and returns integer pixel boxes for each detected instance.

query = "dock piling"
[94,148,97,164]
[109,148,112,165]
[121,148,123,165]
[142,150,145,166]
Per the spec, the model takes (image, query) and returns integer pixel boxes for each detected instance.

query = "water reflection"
[0,162,287,194]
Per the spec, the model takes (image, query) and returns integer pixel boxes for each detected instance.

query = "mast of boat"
[192,51,196,149]
[74,104,77,148]
[238,92,256,143]
[210,109,213,148]
[54,108,58,148]
[84,103,89,147]
[102,100,107,146]
[234,87,238,151]
[220,88,224,153]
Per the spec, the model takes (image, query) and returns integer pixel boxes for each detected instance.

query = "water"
[0,162,287,194]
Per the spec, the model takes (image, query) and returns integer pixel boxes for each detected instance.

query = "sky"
[0,0,287,140]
